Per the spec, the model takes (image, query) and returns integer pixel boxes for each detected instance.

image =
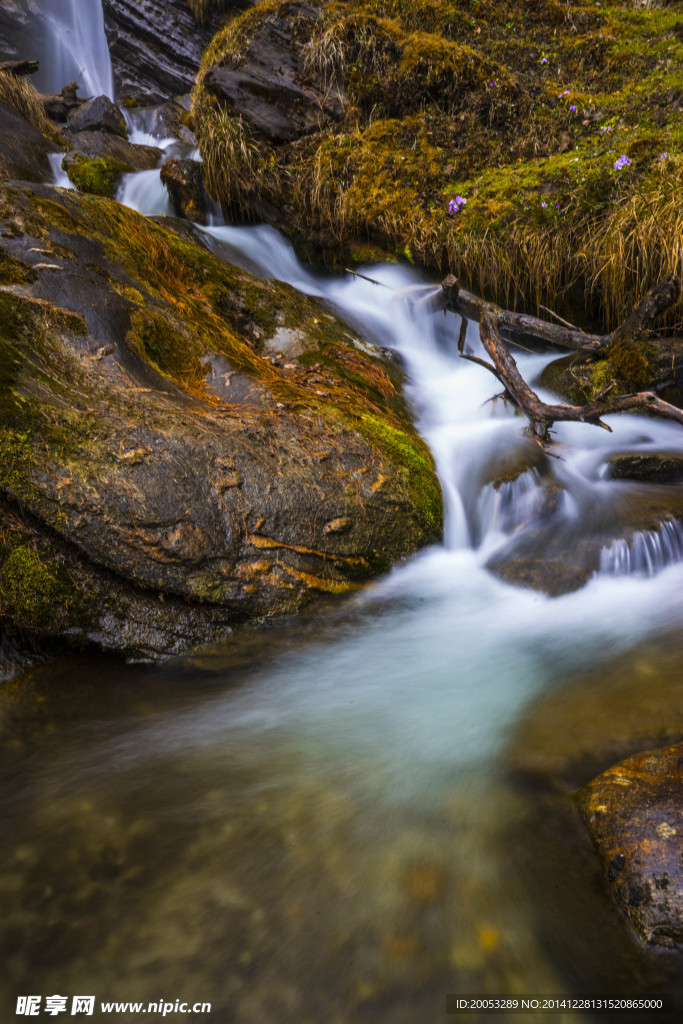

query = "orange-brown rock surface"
[577,742,683,948]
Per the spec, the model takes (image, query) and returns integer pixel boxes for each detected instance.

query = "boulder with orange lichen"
[577,742,683,948]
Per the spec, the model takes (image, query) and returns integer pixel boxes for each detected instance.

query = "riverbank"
[193,0,683,330]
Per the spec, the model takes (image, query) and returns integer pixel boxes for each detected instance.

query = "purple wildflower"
[448,195,467,214]
[541,201,547,208]
[660,152,668,160]
[569,105,576,113]
[613,154,631,170]
[540,56,548,65]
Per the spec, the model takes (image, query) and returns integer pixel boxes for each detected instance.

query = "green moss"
[355,412,442,537]
[63,154,130,198]
[195,0,683,331]
[0,545,67,630]
[0,246,37,284]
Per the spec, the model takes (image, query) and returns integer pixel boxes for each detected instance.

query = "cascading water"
[2,4,683,1020]
[21,0,113,99]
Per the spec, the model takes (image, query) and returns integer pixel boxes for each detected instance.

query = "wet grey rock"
[160,158,206,223]
[0,0,32,58]
[68,95,127,137]
[486,481,683,596]
[102,0,255,105]
[0,101,53,182]
[605,451,683,484]
[66,130,161,171]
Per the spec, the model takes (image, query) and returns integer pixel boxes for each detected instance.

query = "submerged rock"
[67,95,128,138]
[0,183,441,661]
[160,158,206,223]
[487,481,683,596]
[577,742,683,948]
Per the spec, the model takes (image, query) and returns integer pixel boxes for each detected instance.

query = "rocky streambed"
[0,0,681,1011]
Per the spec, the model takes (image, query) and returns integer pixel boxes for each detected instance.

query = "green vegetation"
[193,0,683,330]
[63,154,130,197]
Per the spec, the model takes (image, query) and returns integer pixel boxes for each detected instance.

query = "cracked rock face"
[578,741,683,948]
[101,0,255,104]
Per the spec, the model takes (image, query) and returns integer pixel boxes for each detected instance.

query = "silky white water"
[22,0,113,99]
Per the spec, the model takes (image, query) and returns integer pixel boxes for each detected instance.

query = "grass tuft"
[194,0,683,329]
[0,70,56,138]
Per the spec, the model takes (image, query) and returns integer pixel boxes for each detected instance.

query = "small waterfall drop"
[30,0,113,99]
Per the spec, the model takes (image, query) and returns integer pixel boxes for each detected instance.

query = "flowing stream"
[1,6,683,1022]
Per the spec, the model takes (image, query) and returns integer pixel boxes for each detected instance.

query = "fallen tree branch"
[441,272,681,354]
[0,59,39,76]
[475,311,683,442]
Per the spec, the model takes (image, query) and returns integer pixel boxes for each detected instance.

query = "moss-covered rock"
[539,337,683,409]
[61,153,131,197]
[0,182,441,661]
[194,0,683,331]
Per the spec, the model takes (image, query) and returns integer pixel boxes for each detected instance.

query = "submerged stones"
[578,742,683,948]
[507,636,683,952]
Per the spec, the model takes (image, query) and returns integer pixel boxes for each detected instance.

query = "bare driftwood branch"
[441,272,681,354]
[472,311,683,442]
[0,59,39,76]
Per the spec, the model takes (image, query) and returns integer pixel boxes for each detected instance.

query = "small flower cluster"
[613,154,631,170]
[600,125,612,133]
[448,195,467,214]
[558,89,570,98]
[540,56,548,65]
[569,104,577,113]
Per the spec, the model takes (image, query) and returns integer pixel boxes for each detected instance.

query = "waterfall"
[30,0,113,99]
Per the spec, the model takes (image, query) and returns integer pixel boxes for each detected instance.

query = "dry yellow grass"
[0,70,55,138]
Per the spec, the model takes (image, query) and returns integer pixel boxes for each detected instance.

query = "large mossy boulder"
[193,0,683,330]
[0,182,441,660]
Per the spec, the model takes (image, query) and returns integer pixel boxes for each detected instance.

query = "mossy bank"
[0,180,441,662]
[193,0,683,330]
